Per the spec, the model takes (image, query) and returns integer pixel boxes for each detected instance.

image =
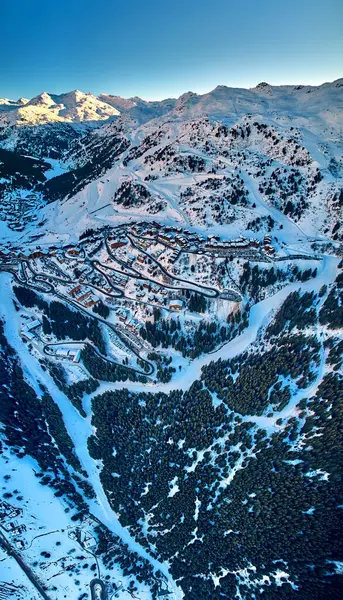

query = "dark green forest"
[86,285,343,599]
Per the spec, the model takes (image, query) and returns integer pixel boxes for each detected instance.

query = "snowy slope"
[0,78,342,600]
[12,81,338,248]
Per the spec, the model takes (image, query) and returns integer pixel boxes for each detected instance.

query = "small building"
[68,349,81,363]
[26,319,41,331]
[111,241,127,249]
[169,300,183,311]
[68,284,81,296]
[22,329,36,341]
[56,348,70,358]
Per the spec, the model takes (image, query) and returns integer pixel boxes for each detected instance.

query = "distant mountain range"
[0,78,342,245]
[1,79,342,128]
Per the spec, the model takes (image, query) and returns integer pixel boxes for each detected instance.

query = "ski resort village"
[0,220,324,386]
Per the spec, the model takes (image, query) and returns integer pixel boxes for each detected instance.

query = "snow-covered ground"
[0,250,337,597]
[0,452,153,600]
[0,272,182,600]
[0,78,342,600]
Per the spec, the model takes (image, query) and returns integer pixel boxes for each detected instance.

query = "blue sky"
[2,0,342,100]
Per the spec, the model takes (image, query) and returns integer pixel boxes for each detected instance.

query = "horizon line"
[2,76,342,104]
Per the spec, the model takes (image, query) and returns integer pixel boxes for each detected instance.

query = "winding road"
[13,262,155,377]
[106,234,222,298]
[90,578,108,600]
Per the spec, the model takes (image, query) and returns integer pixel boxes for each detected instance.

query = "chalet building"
[29,251,44,259]
[111,241,127,249]
[68,284,81,297]
[169,300,183,311]
[116,308,129,322]
[84,296,100,308]
[264,244,275,255]
[126,318,139,331]
[75,291,91,303]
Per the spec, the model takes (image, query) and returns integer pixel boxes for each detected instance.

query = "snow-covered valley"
[0,80,342,600]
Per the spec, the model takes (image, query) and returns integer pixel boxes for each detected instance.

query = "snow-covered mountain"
[0,90,120,127]
[1,78,342,128]
[0,78,342,241]
[0,78,343,600]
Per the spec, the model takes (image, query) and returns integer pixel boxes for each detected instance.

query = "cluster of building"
[0,501,26,549]
[67,284,100,308]
[0,192,41,231]
[47,346,81,363]
[108,272,128,287]
[115,307,140,332]
[69,527,96,550]
[0,244,76,264]
[107,324,133,356]
[21,318,41,342]
[136,253,161,275]
[0,246,48,263]
[134,280,168,303]
[127,222,272,259]
[263,234,275,255]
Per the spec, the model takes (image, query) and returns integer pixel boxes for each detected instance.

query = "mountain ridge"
[0,78,342,128]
